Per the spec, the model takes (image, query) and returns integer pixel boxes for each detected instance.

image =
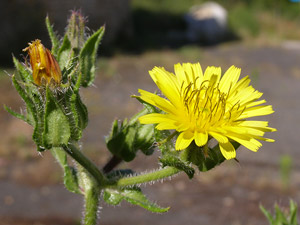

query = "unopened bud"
[23,39,62,86]
[67,10,86,50]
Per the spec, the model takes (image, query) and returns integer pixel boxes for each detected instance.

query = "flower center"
[181,80,244,130]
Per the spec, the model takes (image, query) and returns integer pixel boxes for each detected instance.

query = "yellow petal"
[203,66,221,83]
[149,67,181,106]
[226,133,262,152]
[238,105,274,119]
[245,99,266,108]
[219,142,236,159]
[219,65,241,93]
[224,126,265,137]
[194,131,208,146]
[209,131,228,143]
[138,89,177,114]
[230,75,251,94]
[191,62,204,85]
[237,121,269,128]
[139,113,174,124]
[175,63,191,86]
[175,131,194,150]
[155,122,177,130]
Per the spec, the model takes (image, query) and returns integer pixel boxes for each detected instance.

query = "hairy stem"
[63,144,107,186]
[107,166,181,188]
[83,187,100,225]
[102,155,123,174]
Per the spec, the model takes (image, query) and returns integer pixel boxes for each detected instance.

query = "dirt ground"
[0,42,300,225]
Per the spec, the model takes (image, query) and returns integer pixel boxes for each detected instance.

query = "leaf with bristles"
[79,26,105,87]
[46,16,60,56]
[13,57,32,83]
[103,187,169,213]
[4,105,29,124]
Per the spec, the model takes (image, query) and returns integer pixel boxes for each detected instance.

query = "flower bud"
[67,10,86,50]
[23,39,62,86]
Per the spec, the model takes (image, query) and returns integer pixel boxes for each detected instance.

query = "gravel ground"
[0,42,299,224]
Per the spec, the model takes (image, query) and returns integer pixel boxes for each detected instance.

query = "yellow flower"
[138,63,276,160]
[23,39,62,86]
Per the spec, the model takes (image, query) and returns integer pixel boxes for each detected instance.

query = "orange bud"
[23,39,62,86]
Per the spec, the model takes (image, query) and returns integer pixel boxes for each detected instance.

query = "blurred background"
[0,0,300,224]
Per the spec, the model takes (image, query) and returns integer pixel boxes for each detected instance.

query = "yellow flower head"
[138,63,276,160]
[23,39,62,86]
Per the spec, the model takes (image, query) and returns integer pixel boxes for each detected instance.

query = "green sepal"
[106,108,155,162]
[106,120,136,161]
[11,75,44,151]
[186,142,240,172]
[135,123,155,156]
[50,147,80,194]
[79,26,105,87]
[74,91,88,130]
[64,88,88,141]
[45,16,60,56]
[43,87,71,148]
[103,187,169,213]
[64,89,81,141]
[57,35,72,71]
[155,129,175,154]
[160,155,195,179]
[13,56,43,110]
[4,105,29,124]
[13,57,32,83]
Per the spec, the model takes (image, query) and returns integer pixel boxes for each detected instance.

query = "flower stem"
[83,187,100,225]
[62,144,107,186]
[108,166,181,188]
[102,155,123,174]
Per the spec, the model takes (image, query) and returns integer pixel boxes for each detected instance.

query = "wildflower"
[23,39,61,86]
[138,63,276,159]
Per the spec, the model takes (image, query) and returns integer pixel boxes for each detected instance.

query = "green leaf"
[45,16,60,56]
[260,204,275,224]
[80,26,105,87]
[275,204,289,224]
[43,88,71,148]
[13,57,32,83]
[289,200,298,225]
[51,147,80,194]
[160,155,195,179]
[103,189,123,205]
[103,187,169,213]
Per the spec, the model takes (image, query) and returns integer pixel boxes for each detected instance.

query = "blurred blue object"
[290,0,300,2]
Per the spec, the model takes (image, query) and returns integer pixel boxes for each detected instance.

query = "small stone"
[185,1,228,44]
